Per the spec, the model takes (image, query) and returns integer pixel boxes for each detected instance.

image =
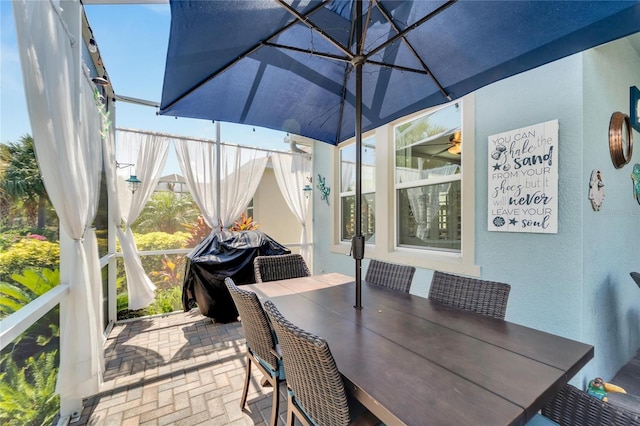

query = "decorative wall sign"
[588,169,605,211]
[488,120,559,233]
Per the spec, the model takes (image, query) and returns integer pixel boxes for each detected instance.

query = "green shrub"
[148,286,183,315]
[114,231,189,291]
[0,350,60,426]
[0,239,59,283]
[116,286,183,320]
[133,231,190,251]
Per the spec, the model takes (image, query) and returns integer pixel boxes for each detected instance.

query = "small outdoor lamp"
[92,74,109,86]
[125,175,142,193]
[303,177,313,199]
[117,161,142,193]
[88,38,98,53]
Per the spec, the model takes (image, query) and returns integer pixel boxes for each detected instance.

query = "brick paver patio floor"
[78,309,289,425]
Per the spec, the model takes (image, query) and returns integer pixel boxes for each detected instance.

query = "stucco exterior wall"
[580,38,640,382]
[253,167,306,256]
[311,37,640,385]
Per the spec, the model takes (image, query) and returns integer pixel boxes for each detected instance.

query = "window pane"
[340,137,376,193]
[95,167,109,258]
[340,193,375,243]
[397,180,461,251]
[101,264,109,330]
[395,104,461,184]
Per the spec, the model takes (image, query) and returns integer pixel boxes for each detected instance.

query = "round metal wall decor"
[608,112,633,169]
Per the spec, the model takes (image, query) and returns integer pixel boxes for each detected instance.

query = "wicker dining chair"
[263,300,379,426]
[428,271,511,320]
[254,253,311,283]
[365,259,416,293]
[224,278,284,426]
[540,384,640,425]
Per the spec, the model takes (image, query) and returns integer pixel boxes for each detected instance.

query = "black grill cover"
[182,230,290,322]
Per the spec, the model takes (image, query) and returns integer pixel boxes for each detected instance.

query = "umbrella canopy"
[160,0,640,144]
[160,0,640,307]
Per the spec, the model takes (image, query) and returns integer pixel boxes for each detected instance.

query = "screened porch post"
[57,0,84,418]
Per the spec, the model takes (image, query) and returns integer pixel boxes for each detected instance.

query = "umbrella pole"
[352,0,364,310]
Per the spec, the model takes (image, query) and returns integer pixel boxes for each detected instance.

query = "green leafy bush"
[0,239,59,283]
[0,229,58,250]
[116,286,183,320]
[133,231,190,251]
[0,350,60,426]
[114,232,189,286]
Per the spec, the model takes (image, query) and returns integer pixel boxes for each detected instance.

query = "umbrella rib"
[275,0,354,60]
[373,0,452,100]
[161,1,329,112]
[368,0,456,58]
[262,42,351,63]
[262,43,427,75]
[366,59,431,75]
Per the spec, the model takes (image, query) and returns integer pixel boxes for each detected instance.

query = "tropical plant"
[183,216,212,247]
[230,212,259,231]
[0,268,60,318]
[149,255,185,289]
[133,191,199,233]
[0,350,60,426]
[0,268,60,369]
[0,135,49,229]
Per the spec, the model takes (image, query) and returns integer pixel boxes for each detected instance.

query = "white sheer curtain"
[341,161,355,191]
[398,165,459,241]
[271,153,312,262]
[174,138,218,228]
[116,130,169,310]
[219,145,268,228]
[13,0,104,400]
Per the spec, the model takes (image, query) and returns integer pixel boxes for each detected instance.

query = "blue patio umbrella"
[160,0,640,309]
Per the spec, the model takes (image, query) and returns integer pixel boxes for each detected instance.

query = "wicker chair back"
[254,254,311,283]
[428,271,511,320]
[365,260,415,293]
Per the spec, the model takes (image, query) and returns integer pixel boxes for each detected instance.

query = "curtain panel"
[13,0,104,400]
[271,153,312,263]
[115,130,169,310]
[219,144,268,228]
[174,138,218,228]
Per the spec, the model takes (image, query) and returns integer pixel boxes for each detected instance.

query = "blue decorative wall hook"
[317,174,330,205]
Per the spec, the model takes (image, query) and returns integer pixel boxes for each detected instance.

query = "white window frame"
[330,94,479,276]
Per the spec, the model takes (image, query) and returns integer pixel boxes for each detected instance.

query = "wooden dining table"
[243,273,594,426]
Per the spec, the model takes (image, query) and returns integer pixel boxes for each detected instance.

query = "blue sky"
[1,1,290,174]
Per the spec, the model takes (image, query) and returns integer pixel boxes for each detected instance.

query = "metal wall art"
[588,169,605,211]
[631,86,640,132]
[632,164,640,206]
[608,111,633,169]
[316,174,330,205]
